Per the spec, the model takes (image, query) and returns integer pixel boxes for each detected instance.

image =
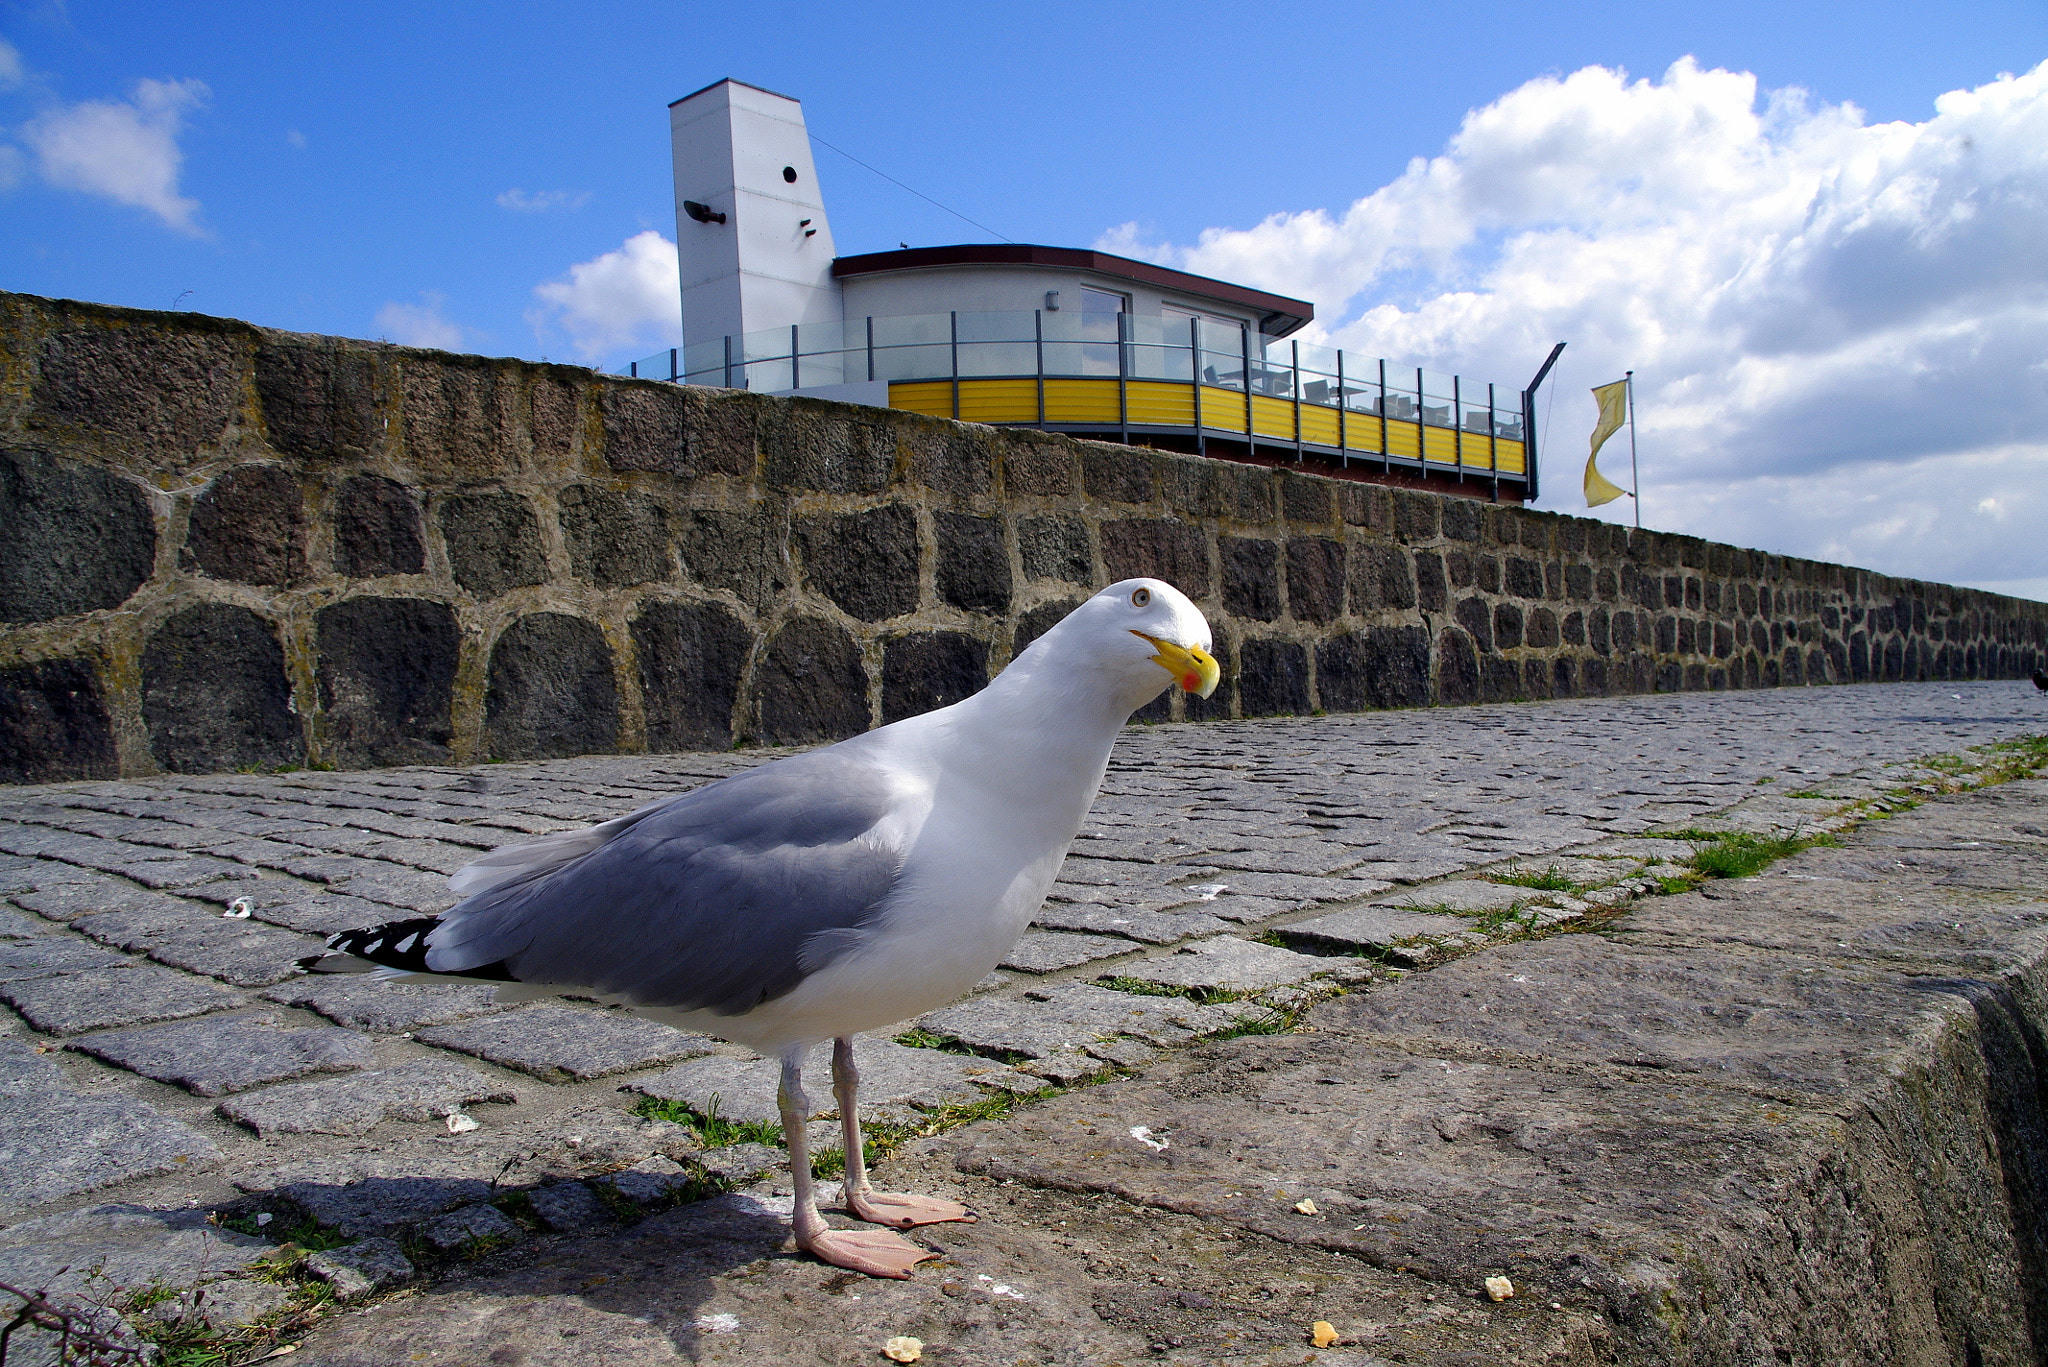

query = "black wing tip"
[325,917,443,972]
[311,916,519,982]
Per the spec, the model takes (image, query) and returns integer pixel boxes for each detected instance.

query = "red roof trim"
[831,244,1313,335]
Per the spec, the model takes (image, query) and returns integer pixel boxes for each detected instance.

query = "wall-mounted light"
[683,200,726,225]
[1045,290,1060,311]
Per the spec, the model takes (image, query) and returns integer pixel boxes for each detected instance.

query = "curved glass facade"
[627,311,1531,488]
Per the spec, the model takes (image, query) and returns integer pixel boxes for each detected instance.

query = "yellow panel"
[894,376,1527,478]
[1126,380,1195,427]
[956,379,1038,424]
[1250,395,1295,440]
[1043,378,1121,424]
[1341,412,1382,454]
[1299,405,1340,448]
[1198,386,1247,433]
[1383,420,1421,460]
[889,381,954,417]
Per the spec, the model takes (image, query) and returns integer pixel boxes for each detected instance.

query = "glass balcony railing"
[625,310,1529,463]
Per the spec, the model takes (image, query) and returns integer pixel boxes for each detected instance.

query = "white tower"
[669,79,840,358]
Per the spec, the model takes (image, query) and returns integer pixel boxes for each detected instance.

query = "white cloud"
[375,292,468,351]
[1112,59,2048,601]
[0,37,25,91]
[528,230,681,363]
[496,187,589,213]
[21,76,209,233]
[1094,220,1174,265]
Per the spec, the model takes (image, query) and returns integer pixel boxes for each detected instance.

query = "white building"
[639,78,1546,501]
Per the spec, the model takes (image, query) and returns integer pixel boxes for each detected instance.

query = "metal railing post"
[949,311,959,421]
[1291,340,1303,461]
[1241,325,1253,451]
[1379,359,1389,476]
[723,334,733,389]
[1335,350,1347,464]
[1488,382,1500,500]
[866,316,875,383]
[1117,311,1129,445]
[1453,373,1464,484]
[1034,310,1045,427]
[790,324,800,391]
[1190,319,1205,457]
[1414,367,1425,475]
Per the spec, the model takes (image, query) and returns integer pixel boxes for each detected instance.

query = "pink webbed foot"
[800,1225,939,1279]
[845,1190,978,1230]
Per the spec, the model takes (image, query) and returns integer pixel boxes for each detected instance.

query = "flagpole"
[1625,369,1641,530]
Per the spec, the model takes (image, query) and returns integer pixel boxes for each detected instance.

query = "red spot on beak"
[1183,673,1199,691]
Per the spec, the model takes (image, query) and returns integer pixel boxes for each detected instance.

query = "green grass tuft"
[1204,1007,1296,1040]
[892,1026,984,1055]
[1096,975,1255,1006]
[1468,904,1542,935]
[1483,862,1580,892]
[491,1189,537,1226]
[215,1210,349,1253]
[629,1093,785,1149]
[1685,829,1836,880]
[1096,975,1190,998]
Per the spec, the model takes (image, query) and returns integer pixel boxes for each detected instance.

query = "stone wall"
[3,290,2044,784]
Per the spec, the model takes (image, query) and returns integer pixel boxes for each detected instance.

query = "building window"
[1080,286,1128,314]
[1162,304,1243,338]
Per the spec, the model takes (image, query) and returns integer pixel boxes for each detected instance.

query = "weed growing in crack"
[1204,1006,1298,1040]
[841,1078,1085,1173]
[1687,830,1835,879]
[1471,904,1546,935]
[891,1028,1029,1065]
[1972,734,2048,783]
[1094,976,1259,1006]
[119,1260,334,1366]
[628,1093,785,1149]
[212,1210,348,1254]
[1482,862,1581,892]
[892,1026,971,1052]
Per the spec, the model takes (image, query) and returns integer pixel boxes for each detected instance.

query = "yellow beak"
[1132,632,1221,699]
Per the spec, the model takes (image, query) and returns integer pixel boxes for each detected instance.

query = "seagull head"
[1023,578,1218,713]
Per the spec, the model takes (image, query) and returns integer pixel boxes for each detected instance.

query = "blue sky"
[4,1,2046,599]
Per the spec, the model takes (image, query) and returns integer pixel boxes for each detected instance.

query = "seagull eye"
[1130,588,1151,607]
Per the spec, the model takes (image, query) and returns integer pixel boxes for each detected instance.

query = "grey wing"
[425,749,905,1016]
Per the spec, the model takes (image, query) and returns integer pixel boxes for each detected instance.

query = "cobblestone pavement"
[0,680,2042,1361]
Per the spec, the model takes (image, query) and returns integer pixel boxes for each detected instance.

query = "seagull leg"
[833,1035,977,1229]
[779,1046,935,1279]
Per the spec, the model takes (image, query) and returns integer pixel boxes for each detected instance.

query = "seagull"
[302,579,1219,1278]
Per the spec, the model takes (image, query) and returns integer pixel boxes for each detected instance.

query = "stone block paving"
[0,681,2039,1356]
